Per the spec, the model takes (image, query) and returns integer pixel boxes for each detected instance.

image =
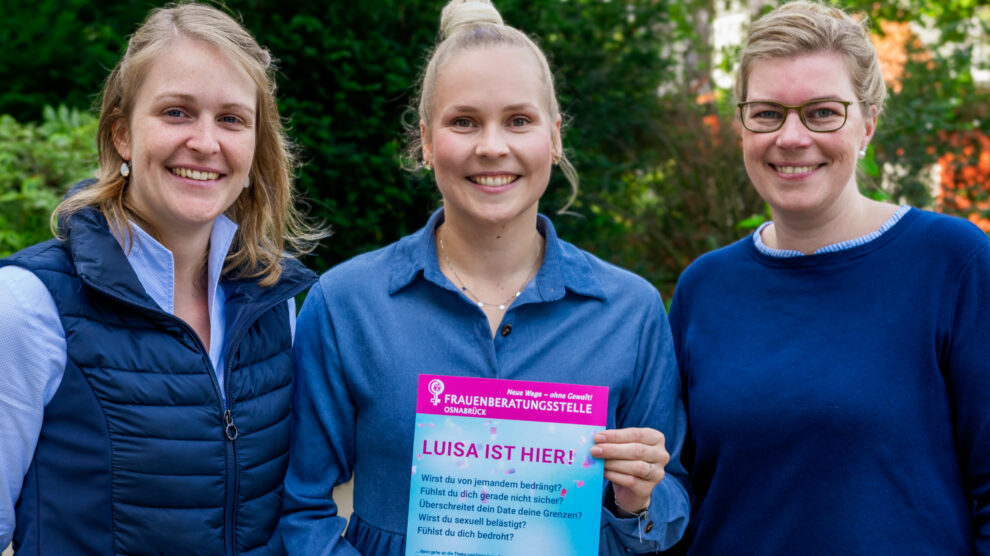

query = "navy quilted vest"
[2,208,315,555]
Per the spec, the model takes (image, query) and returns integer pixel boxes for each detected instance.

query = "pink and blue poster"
[405,374,608,556]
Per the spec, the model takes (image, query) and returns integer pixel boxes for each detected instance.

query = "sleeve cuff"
[600,480,688,551]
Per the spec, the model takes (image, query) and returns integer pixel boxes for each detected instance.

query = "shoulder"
[318,241,401,288]
[677,236,751,288]
[308,239,409,312]
[274,255,317,291]
[0,265,63,338]
[900,208,989,256]
[886,209,990,282]
[559,238,664,306]
[668,237,754,322]
[0,265,55,303]
[1,239,72,275]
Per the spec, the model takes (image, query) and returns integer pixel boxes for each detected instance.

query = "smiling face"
[114,37,257,244]
[742,52,876,221]
[421,45,560,230]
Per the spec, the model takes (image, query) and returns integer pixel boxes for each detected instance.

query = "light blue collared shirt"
[0,216,295,548]
[280,209,689,554]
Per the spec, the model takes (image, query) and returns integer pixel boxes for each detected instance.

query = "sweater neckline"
[745,207,919,268]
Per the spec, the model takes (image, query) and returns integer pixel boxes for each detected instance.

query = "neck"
[157,226,212,296]
[438,210,544,279]
[765,189,894,254]
[436,210,544,314]
[162,225,212,351]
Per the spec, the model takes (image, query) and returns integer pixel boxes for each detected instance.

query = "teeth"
[472,175,516,187]
[172,167,219,181]
[775,165,816,175]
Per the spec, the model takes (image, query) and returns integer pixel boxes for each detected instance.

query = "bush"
[585,92,765,298]
[0,106,98,257]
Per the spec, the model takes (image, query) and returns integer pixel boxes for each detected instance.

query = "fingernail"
[594,433,606,442]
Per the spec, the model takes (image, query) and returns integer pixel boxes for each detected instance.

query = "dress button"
[500,323,513,337]
[644,521,654,533]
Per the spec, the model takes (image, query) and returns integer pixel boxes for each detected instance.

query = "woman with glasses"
[669,1,990,553]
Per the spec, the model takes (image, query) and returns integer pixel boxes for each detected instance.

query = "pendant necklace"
[438,232,542,311]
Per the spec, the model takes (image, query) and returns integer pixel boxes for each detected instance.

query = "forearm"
[0,266,67,547]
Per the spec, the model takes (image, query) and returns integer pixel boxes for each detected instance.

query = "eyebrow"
[445,102,541,114]
[746,97,845,104]
[154,93,256,114]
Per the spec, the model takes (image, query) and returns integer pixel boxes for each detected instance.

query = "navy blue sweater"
[669,209,990,554]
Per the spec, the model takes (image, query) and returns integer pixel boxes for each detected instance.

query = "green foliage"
[558,0,765,296]
[237,1,442,270]
[0,0,154,120]
[0,106,98,257]
[237,0,687,276]
[0,0,985,294]
[574,91,765,297]
[0,0,686,280]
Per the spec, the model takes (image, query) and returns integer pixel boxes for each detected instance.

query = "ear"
[859,104,878,153]
[112,118,131,161]
[420,120,432,165]
[551,116,562,160]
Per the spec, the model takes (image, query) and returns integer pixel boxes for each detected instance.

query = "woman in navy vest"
[669,1,990,553]
[0,4,321,554]
[278,0,689,554]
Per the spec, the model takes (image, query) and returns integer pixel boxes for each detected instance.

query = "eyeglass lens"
[741,100,848,132]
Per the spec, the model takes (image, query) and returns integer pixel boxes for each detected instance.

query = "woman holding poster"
[279,0,689,554]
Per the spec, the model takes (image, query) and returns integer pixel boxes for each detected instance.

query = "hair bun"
[439,0,503,39]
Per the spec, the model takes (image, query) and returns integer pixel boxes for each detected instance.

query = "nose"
[775,110,812,149]
[475,124,509,158]
[186,118,221,155]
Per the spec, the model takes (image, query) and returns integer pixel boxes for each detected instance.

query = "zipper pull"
[224,409,238,441]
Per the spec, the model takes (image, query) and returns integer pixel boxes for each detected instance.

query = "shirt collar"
[115,215,238,314]
[751,204,911,257]
[389,208,605,302]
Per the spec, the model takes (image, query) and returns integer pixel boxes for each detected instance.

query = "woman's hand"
[590,427,669,514]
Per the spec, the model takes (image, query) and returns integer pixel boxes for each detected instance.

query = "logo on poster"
[428,379,445,406]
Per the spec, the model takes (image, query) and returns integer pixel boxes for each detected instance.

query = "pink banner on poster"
[416,374,608,426]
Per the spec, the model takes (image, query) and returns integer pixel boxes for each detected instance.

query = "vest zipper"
[224,407,238,556]
[80,273,311,556]
[224,410,239,440]
[75,279,234,553]
[219,294,302,556]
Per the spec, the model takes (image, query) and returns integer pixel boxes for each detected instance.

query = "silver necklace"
[438,233,542,311]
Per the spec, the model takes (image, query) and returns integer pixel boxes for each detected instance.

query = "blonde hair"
[736,1,886,117]
[53,2,323,286]
[409,0,579,210]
